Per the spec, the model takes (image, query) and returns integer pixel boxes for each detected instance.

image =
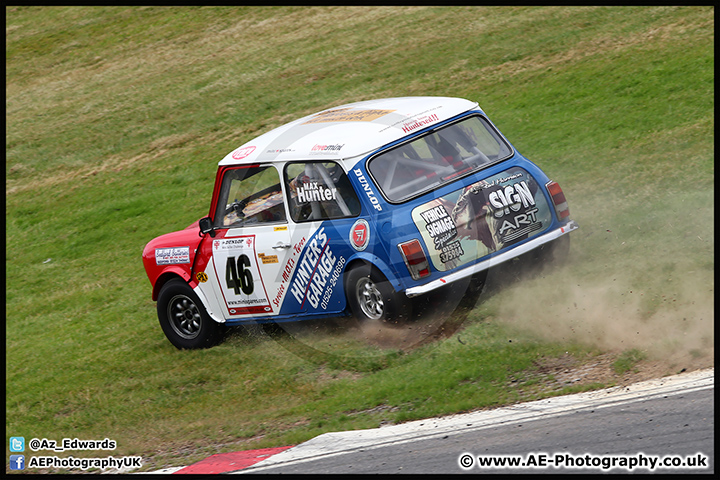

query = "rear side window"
[367,115,512,203]
[284,161,361,222]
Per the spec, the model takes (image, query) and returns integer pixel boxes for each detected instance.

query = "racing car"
[142,96,578,349]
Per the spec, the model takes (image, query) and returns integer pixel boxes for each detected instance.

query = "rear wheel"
[157,278,224,349]
[345,265,411,325]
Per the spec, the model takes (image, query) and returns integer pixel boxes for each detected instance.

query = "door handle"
[272,242,292,250]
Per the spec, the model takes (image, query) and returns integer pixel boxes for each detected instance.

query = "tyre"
[157,278,224,349]
[344,265,411,325]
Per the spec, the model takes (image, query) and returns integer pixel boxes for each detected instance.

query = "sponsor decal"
[195,271,208,283]
[488,179,535,217]
[296,181,338,203]
[418,205,464,264]
[274,225,288,231]
[212,236,271,315]
[231,145,256,160]
[309,143,345,155]
[412,168,550,271]
[214,237,253,250]
[353,169,382,211]
[321,255,346,310]
[485,178,541,243]
[302,108,395,124]
[258,253,279,264]
[266,148,295,154]
[401,113,439,133]
[155,247,190,265]
[378,105,443,133]
[289,227,342,309]
[350,219,370,251]
[272,237,306,309]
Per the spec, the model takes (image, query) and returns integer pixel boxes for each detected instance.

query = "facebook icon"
[10,455,25,470]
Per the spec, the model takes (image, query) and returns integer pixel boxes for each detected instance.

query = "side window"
[284,161,361,222]
[214,166,287,228]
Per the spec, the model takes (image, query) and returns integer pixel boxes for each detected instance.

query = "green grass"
[613,349,648,375]
[6,6,714,472]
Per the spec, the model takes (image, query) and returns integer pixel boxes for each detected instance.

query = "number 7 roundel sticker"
[350,219,369,251]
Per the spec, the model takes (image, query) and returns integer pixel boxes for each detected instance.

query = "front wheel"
[157,278,224,349]
[344,265,411,325]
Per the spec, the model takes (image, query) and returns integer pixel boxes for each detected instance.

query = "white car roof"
[219,96,479,167]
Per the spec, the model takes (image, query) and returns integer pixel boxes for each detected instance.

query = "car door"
[199,164,295,319]
[279,160,363,315]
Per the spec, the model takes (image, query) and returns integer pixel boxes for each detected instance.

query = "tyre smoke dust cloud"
[494,262,714,369]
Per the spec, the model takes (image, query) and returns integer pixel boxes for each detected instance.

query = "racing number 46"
[225,255,254,295]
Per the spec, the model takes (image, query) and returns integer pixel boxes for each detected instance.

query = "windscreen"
[367,115,512,203]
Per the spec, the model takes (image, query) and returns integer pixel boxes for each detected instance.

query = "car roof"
[218,96,479,167]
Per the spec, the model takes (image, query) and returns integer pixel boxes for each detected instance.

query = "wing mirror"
[198,217,216,237]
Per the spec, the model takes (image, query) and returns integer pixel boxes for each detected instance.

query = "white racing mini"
[142,96,578,349]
